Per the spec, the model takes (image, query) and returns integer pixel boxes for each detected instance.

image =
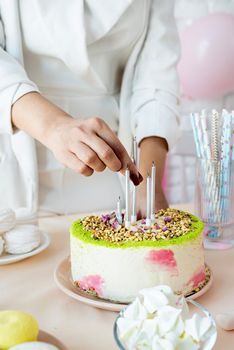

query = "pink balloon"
[177,14,234,99]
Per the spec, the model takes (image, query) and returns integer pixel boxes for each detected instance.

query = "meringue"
[216,312,234,331]
[4,225,41,255]
[0,208,16,234]
[0,236,4,256]
[117,285,217,350]
[9,342,60,350]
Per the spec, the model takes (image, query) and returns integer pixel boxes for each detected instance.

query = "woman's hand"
[47,116,142,184]
[12,92,142,185]
[137,136,169,218]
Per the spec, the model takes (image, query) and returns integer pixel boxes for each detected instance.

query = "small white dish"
[38,330,68,350]
[54,256,213,312]
[0,232,50,265]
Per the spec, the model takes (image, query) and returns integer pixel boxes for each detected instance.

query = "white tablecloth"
[1,204,234,349]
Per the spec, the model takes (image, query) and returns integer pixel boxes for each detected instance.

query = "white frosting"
[4,225,41,254]
[9,342,59,350]
[70,231,205,302]
[0,208,16,234]
[117,286,217,350]
[0,236,4,256]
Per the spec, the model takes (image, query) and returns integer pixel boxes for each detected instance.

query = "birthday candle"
[125,167,130,227]
[116,196,122,224]
[150,162,156,221]
[146,174,151,226]
[131,152,137,224]
[131,187,137,224]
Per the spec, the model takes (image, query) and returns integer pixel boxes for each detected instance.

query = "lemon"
[9,342,59,349]
[0,310,39,349]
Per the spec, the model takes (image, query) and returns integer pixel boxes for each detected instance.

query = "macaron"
[0,208,16,234]
[9,342,60,350]
[0,310,39,349]
[4,224,41,254]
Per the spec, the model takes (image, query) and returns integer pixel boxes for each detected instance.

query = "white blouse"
[0,0,180,218]
[18,0,146,214]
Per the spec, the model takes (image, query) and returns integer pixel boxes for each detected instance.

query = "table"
[1,204,234,350]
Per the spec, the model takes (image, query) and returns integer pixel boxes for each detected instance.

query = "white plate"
[54,256,213,312]
[0,232,50,265]
[39,330,68,350]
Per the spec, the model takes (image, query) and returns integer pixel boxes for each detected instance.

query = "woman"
[0,0,180,220]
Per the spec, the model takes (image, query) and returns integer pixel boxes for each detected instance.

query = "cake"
[70,208,206,303]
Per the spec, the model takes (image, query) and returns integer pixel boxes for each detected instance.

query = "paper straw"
[211,110,220,225]
[232,111,234,161]
[200,110,213,223]
[194,112,206,158]
[220,110,232,222]
[211,109,219,161]
[190,113,202,158]
[200,109,211,159]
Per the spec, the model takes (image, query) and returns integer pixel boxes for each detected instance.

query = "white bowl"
[113,299,217,350]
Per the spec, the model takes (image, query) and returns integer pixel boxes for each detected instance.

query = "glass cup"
[113,299,217,350]
[195,158,234,249]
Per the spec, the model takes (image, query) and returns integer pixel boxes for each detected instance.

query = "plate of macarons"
[0,208,50,265]
[0,310,68,350]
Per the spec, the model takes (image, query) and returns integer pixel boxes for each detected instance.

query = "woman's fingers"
[61,151,94,176]
[81,134,122,172]
[71,141,106,172]
[93,120,142,184]
[53,117,143,183]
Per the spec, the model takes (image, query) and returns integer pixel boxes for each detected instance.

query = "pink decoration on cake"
[188,268,206,288]
[146,249,177,269]
[78,275,104,296]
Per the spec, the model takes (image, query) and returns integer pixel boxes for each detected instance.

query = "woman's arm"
[137,136,168,217]
[131,0,181,215]
[12,92,142,184]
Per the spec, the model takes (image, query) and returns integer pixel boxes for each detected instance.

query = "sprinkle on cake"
[81,208,192,243]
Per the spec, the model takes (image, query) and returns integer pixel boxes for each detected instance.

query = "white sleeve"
[131,0,181,150]
[0,24,39,134]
